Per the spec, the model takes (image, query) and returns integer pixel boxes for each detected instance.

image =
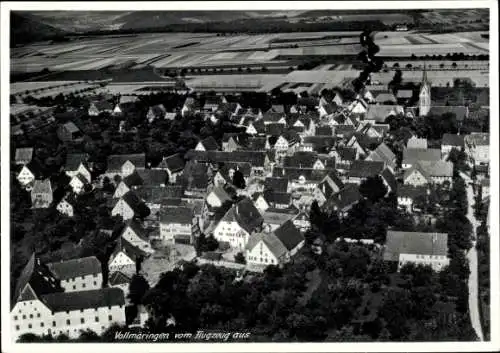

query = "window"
[73,285,76,290]
[80,318,85,324]
[82,283,86,288]
[52,321,56,327]
[108,315,113,321]
[82,276,85,280]
[80,309,84,313]
[14,316,18,321]
[37,313,40,318]
[16,325,20,331]
[22,315,26,319]
[66,319,70,325]
[40,322,44,327]
[93,282,97,286]
[95,317,99,322]
[28,324,32,329]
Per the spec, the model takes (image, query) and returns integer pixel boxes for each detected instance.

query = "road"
[460,171,484,341]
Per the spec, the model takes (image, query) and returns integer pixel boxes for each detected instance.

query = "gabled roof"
[160,206,193,225]
[383,231,448,261]
[122,219,149,242]
[47,256,101,280]
[465,132,489,147]
[32,179,52,194]
[333,125,356,136]
[41,287,124,312]
[243,136,267,151]
[265,123,286,136]
[264,177,289,193]
[274,220,304,251]
[158,153,185,172]
[326,185,362,212]
[220,198,263,234]
[417,160,454,178]
[283,151,318,169]
[198,136,219,151]
[348,160,385,178]
[13,254,63,304]
[108,271,131,286]
[374,92,397,104]
[119,191,147,215]
[336,147,357,161]
[185,150,267,167]
[135,185,184,204]
[406,136,428,149]
[368,143,396,168]
[402,148,441,164]
[65,153,89,171]
[272,167,334,182]
[92,100,114,111]
[15,147,33,163]
[136,169,168,186]
[264,192,292,206]
[396,90,413,99]
[62,121,80,133]
[107,154,146,173]
[442,133,465,148]
[246,232,287,259]
[269,104,285,114]
[301,136,337,152]
[366,105,403,122]
[208,186,233,204]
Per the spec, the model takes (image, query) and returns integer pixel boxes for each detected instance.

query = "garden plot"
[379,43,484,56]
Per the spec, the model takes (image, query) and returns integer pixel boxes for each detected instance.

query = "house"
[181,97,198,117]
[324,185,362,218]
[464,133,489,167]
[245,220,304,267]
[185,150,270,177]
[108,271,131,299]
[293,209,311,233]
[283,151,318,169]
[203,96,223,112]
[195,136,219,151]
[346,133,379,158]
[397,184,429,211]
[31,179,53,208]
[347,160,385,184]
[262,208,299,232]
[111,191,149,220]
[374,92,397,104]
[441,133,465,158]
[15,147,34,165]
[69,174,90,194]
[214,163,252,187]
[262,191,292,209]
[113,181,131,199]
[146,104,167,123]
[313,173,345,206]
[108,237,148,276]
[396,90,414,104]
[159,206,195,244]
[113,96,138,116]
[383,231,450,271]
[357,122,390,139]
[156,153,185,183]
[403,161,453,187]
[406,136,428,149]
[105,153,146,180]
[272,167,333,194]
[213,198,263,250]
[123,169,168,189]
[206,186,233,208]
[134,185,184,214]
[120,220,154,254]
[330,147,357,169]
[318,102,337,118]
[366,143,397,171]
[88,100,113,116]
[56,198,74,217]
[57,122,83,142]
[10,254,125,341]
[264,177,290,194]
[17,160,44,188]
[333,125,356,138]
[274,130,301,156]
[348,99,368,114]
[47,256,102,293]
[253,193,270,214]
[365,105,404,123]
[402,148,442,169]
[64,153,91,182]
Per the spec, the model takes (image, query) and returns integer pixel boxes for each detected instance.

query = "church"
[416,66,469,121]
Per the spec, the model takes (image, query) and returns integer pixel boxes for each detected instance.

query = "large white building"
[383,231,450,272]
[10,254,126,341]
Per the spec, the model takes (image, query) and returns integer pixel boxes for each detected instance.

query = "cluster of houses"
[11,68,490,339]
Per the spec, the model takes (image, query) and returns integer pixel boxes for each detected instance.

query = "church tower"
[418,65,431,116]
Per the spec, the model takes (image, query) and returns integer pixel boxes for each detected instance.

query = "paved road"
[460,172,484,341]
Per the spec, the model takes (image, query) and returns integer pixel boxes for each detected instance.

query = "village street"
[460,171,484,341]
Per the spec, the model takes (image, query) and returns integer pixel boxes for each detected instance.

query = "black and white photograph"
[1,1,498,352]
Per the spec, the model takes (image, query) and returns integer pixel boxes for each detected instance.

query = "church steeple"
[419,63,431,117]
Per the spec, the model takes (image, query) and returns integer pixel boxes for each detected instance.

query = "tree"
[359,176,388,202]
[232,170,246,189]
[128,274,151,305]
[451,62,457,69]
[234,252,246,264]
[406,63,413,70]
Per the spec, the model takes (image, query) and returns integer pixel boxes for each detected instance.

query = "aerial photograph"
[3,2,496,348]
